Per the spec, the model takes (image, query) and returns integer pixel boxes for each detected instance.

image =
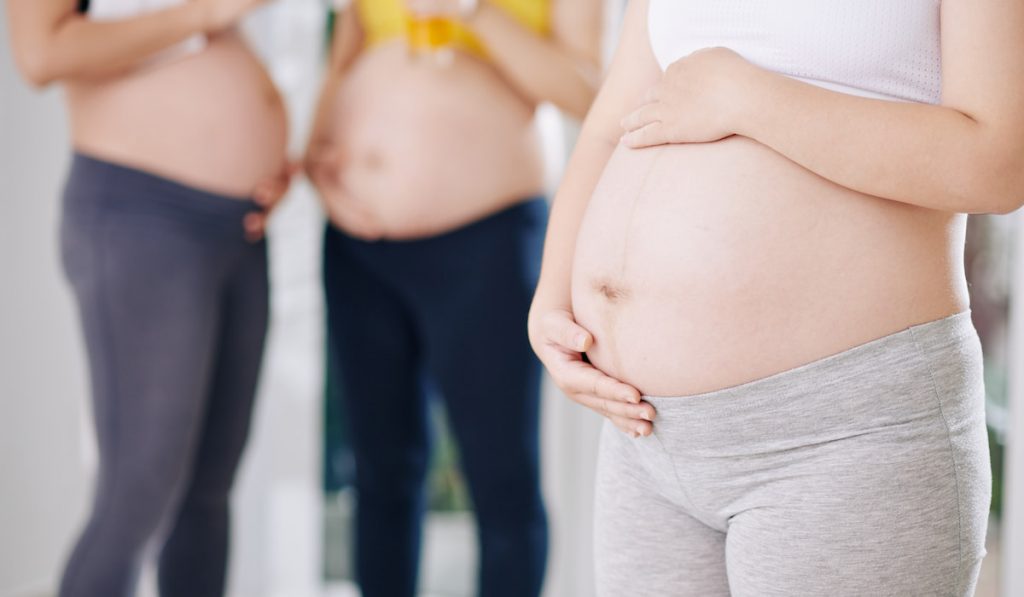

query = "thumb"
[622,122,666,149]
[543,310,593,352]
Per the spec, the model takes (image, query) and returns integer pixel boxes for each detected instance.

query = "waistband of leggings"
[644,311,979,427]
[65,152,259,219]
[332,195,548,248]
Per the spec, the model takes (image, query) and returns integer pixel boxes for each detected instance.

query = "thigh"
[181,242,269,499]
[595,422,730,597]
[419,214,544,501]
[63,205,224,515]
[725,418,988,597]
[323,227,430,483]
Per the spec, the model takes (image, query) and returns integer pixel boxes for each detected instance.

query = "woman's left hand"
[621,47,760,148]
[244,160,301,242]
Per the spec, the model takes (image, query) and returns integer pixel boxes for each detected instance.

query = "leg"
[420,202,549,597]
[158,242,269,597]
[594,421,730,596]
[323,227,430,597]
[724,413,989,597]
[58,208,224,597]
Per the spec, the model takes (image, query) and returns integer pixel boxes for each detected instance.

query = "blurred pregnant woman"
[305,0,601,594]
[7,1,291,595]
[530,0,1021,594]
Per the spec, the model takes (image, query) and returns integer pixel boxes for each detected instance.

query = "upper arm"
[551,0,604,72]
[6,0,79,84]
[940,0,1024,148]
[579,0,662,146]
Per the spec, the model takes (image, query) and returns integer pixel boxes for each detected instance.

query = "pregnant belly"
[327,44,544,239]
[571,138,967,397]
[67,32,288,196]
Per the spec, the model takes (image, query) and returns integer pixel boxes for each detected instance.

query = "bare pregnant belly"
[328,44,545,239]
[66,32,288,197]
[571,137,968,397]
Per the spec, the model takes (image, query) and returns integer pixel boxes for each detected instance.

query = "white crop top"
[647,0,943,104]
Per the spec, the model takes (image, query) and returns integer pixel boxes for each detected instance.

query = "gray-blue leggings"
[595,312,991,596]
[58,153,269,597]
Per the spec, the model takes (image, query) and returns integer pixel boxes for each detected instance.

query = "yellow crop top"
[355,0,550,58]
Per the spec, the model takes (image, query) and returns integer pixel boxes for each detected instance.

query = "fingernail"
[641,411,652,421]
[574,333,587,351]
[635,425,647,436]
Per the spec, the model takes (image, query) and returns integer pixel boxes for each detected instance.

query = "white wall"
[1004,210,1024,597]
[0,8,92,595]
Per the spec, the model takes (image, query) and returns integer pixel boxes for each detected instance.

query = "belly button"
[362,152,384,171]
[594,279,629,302]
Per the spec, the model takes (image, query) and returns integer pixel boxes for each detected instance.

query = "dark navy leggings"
[58,154,269,597]
[323,199,550,597]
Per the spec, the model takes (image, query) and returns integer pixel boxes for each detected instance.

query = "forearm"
[739,71,1024,214]
[18,5,207,87]
[465,3,598,119]
[306,9,361,151]
[533,125,617,311]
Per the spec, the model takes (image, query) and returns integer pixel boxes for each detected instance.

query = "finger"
[563,362,642,404]
[622,122,669,149]
[305,142,341,170]
[572,394,653,435]
[574,391,653,420]
[608,414,653,438]
[285,160,303,178]
[253,181,283,207]
[620,103,660,133]
[541,310,593,352]
[243,212,266,242]
[643,85,661,104]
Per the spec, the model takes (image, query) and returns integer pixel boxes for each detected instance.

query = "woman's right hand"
[304,138,386,240]
[529,306,655,437]
[194,0,266,33]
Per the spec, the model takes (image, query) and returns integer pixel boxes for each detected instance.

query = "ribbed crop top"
[356,0,549,57]
[647,0,943,104]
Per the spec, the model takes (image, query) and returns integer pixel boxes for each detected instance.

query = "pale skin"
[304,0,603,240]
[530,0,1024,437]
[6,0,296,239]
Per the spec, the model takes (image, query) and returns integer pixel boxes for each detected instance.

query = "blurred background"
[1,1,1022,596]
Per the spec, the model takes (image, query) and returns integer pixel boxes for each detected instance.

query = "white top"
[647,0,942,104]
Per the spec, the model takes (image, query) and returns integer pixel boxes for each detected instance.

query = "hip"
[323,197,548,300]
[601,310,990,527]
[60,153,266,287]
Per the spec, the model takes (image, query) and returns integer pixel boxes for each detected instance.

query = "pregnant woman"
[530,0,1020,594]
[305,0,601,594]
[7,1,291,595]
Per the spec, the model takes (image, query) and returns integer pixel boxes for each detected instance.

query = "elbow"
[957,154,1024,215]
[549,64,601,121]
[567,87,599,121]
[14,49,58,89]
[554,81,600,122]
[982,191,1024,216]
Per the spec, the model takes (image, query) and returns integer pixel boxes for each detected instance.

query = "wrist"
[729,62,773,139]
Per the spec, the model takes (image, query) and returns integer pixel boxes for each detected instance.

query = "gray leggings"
[58,154,269,597]
[595,312,990,596]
